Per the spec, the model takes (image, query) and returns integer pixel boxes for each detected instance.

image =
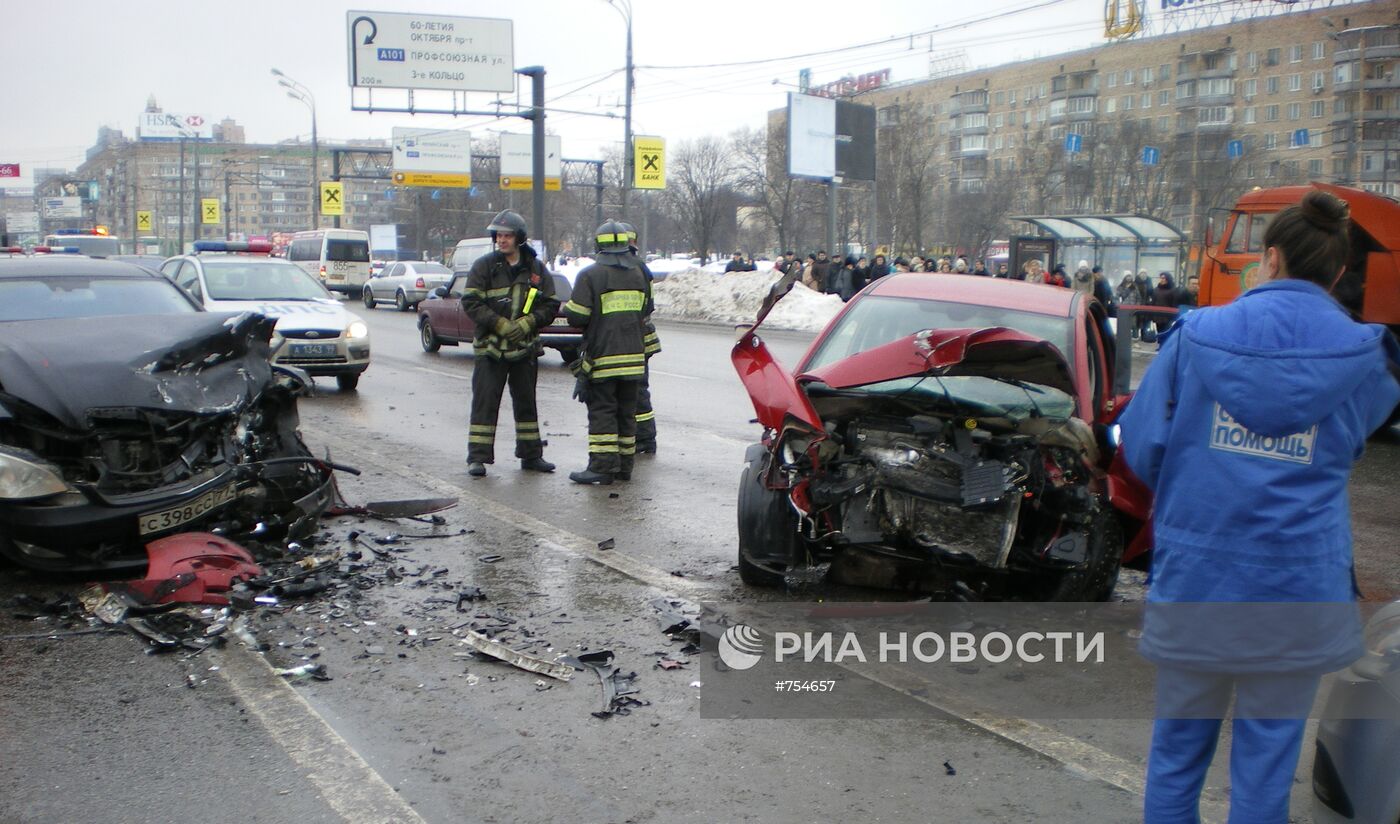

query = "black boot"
[467,462,486,477]
[520,457,555,473]
[569,468,614,485]
[636,442,657,455]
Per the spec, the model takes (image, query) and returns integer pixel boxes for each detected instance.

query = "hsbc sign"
[137,112,214,141]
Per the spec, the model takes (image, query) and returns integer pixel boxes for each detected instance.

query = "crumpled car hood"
[0,312,277,429]
[800,327,1076,399]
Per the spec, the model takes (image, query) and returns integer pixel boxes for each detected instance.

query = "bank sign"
[137,112,214,142]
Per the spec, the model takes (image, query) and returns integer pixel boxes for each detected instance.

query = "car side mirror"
[431,286,448,298]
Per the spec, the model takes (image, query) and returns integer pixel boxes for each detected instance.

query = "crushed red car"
[732,270,1155,600]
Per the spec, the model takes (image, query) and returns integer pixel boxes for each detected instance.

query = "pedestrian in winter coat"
[1152,272,1179,334]
[723,250,747,273]
[893,257,911,273]
[1072,261,1095,296]
[1022,259,1045,283]
[853,257,870,293]
[1092,266,1116,315]
[972,259,990,276]
[1120,190,1400,824]
[869,254,890,280]
[1116,272,1142,305]
[1046,263,1069,287]
[811,251,832,292]
[909,256,926,273]
[995,262,1011,278]
[832,255,858,301]
[953,257,969,273]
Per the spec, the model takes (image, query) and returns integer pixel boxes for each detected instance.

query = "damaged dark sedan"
[0,257,335,571]
[733,271,1152,601]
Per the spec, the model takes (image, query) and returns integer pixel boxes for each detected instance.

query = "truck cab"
[1198,183,1400,334]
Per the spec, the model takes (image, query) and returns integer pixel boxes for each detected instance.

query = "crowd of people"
[760,247,1201,323]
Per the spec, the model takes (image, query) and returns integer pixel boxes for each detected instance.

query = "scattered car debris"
[457,629,574,682]
[655,658,687,670]
[478,554,504,564]
[326,497,458,520]
[597,538,616,551]
[276,663,331,682]
[577,650,647,718]
[944,760,957,776]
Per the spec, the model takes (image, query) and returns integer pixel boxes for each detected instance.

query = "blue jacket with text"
[1120,278,1399,671]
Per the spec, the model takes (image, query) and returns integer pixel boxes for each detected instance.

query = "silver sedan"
[362,261,454,311]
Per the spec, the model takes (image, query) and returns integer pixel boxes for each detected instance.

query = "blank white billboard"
[787,93,836,180]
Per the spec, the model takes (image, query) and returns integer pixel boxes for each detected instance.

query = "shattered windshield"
[806,295,1072,372]
[854,375,1075,421]
[203,261,332,301]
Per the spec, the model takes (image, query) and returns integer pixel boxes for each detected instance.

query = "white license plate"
[290,342,337,357]
[138,483,239,536]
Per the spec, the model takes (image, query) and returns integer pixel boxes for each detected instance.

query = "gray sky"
[1,0,1117,184]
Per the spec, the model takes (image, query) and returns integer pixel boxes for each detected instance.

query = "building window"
[1008,89,1017,104]
[1309,158,1323,175]
[1069,96,1095,114]
[1266,76,1280,94]
[1266,48,1280,67]
[1246,163,1256,179]
[1199,106,1232,125]
[1105,97,1117,113]
[1200,77,1233,97]
[1243,106,1257,124]
[992,113,1003,127]
[1289,44,1304,63]
[1158,115,1170,131]
[1124,94,1135,111]
[994,91,1005,105]
[1287,102,1302,120]
[1312,71,1326,91]
[1244,78,1257,97]
[1335,62,1357,84]
[962,135,987,151]
[1310,100,1325,118]
[1246,51,1258,70]
[1142,92,1152,109]
[1312,41,1325,60]
[1107,72,1117,88]
[1049,99,1067,117]
[1264,133,1278,150]
[1142,66,1154,84]
[1287,74,1302,92]
[1265,104,1280,122]
[1177,81,1196,100]
[1157,89,1169,107]
[1124,69,1135,86]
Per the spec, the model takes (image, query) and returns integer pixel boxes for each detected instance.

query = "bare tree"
[943,178,1017,261]
[876,103,940,253]
[663,136,735,263]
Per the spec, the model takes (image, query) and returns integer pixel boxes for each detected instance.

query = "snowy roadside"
[548,261,844,333]
[649,268,844,333]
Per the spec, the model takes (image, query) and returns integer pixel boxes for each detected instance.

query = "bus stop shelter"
[1010,214,1186,283]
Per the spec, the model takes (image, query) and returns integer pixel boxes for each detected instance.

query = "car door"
[377,263,404,301]
[430,273,469,339]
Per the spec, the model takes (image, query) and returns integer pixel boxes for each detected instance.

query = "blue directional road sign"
[1227,139,1244,159]
[1141,146,1160,166]
[1065,133,1083,154]
[431,189,441,201]
[468,185,479,197]
[1291,128,1310,148]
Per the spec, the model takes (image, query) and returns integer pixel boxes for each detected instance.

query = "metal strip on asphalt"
[213,645,427,824]
[308,426,1228,821]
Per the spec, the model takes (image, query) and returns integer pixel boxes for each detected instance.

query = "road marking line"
[413,366,469,381]
[213,645,427,824]
[306,425,1228,821]
[649,369,700,381]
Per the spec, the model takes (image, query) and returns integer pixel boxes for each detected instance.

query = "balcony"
[1068,108,1097,123]
[953,98,989,115]
[1333,45,1400,62]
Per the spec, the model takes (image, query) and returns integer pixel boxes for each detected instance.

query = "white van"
[450,237,495,271]
[287,229,371,295]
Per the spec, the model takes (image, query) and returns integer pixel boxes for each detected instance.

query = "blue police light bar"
[193,240,273,255]
[52,229,84,236]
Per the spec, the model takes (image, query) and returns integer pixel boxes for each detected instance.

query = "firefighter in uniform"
[461,210,560,477]
[619,222,661,453]
[564,221,652,485]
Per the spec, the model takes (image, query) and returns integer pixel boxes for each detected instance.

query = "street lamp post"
[272,68,318,227]
[605,0,634,219]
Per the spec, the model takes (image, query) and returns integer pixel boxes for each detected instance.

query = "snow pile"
[651,269,844,332]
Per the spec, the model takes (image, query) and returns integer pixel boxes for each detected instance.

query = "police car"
[161,241,371,390]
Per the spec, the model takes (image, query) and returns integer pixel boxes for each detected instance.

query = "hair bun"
[1298,190,1349,232]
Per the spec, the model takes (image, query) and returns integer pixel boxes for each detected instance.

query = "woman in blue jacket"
[1119,191,1400,824]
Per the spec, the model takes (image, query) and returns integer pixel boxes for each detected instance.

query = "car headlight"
[0,448,71,500]
[348,321,369,339]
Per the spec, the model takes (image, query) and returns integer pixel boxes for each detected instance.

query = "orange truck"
[1197,182,1400,336]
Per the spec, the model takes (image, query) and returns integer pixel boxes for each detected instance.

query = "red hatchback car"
[417,270,583,362]
[732,271,1156,600]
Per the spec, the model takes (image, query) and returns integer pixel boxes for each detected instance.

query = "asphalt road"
[1,304,1396,824]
